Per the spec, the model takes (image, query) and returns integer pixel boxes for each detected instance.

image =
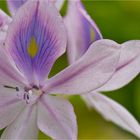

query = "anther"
[32,85,39,90]
[26,94,30,100]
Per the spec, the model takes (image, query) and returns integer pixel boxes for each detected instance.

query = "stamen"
[26,94,30,100]
[32,85,39,90]
[23,92,26,100]
[16,87,19,91]
[4,85,19,91]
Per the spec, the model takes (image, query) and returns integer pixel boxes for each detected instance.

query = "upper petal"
[6,0,27,16]
[82,92,140,138]
[7,0,63,16]
[64,0,102,64]
[45,39,120,95]
[1,105,38,139]
[99,40,140,91]
[6,0,67,85]
[37,95,77,140]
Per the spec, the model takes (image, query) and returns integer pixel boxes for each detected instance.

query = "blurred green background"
[1,0,140,139]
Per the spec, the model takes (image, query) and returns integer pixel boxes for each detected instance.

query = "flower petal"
[1,105,38,139]
[6,0,63,16]
[82,92,140,138]
[53,0,65,11]
[64,0,102,64]
[0,45,27,87]
[45,39,120,94]
[6,0,27,16]
[0,9,11,27]
[0,9,12,43]
[99,40,140,91]
[0,10,26,87]
[37,95,77,140]
[0,85,25,129]
[6,0,67,85]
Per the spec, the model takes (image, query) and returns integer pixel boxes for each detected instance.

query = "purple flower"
[64,0,140,138]
[0,0,120,139]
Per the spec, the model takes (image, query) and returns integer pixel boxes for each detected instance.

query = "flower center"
[23,86,43,104]
[3,84,43,104]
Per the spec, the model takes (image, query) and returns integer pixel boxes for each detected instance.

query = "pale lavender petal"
[45,39,120,95]
[6,0,67,85]
[37,95,77,140]
[99,40,140,91]
[0,85,25,129]
[0,9,12,43]
[7,0,64,15]
[53,0,65,10]
[0,9,11,28]
[64,0,102,64]
[6,0,27,16]
[0,45,27,87]
[0,10,25,87]
[82,92,140,138]
[0,31,6,46]
[1,105,38,139]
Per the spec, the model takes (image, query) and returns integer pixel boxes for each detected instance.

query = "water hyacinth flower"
[0,0,121,139]
[64,0,140,138]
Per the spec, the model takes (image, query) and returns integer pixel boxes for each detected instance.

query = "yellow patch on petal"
[90,28,95,41]
[27,37,38,58]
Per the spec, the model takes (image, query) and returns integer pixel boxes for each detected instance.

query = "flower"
[0,0,120,139]
[64,0,140,138]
